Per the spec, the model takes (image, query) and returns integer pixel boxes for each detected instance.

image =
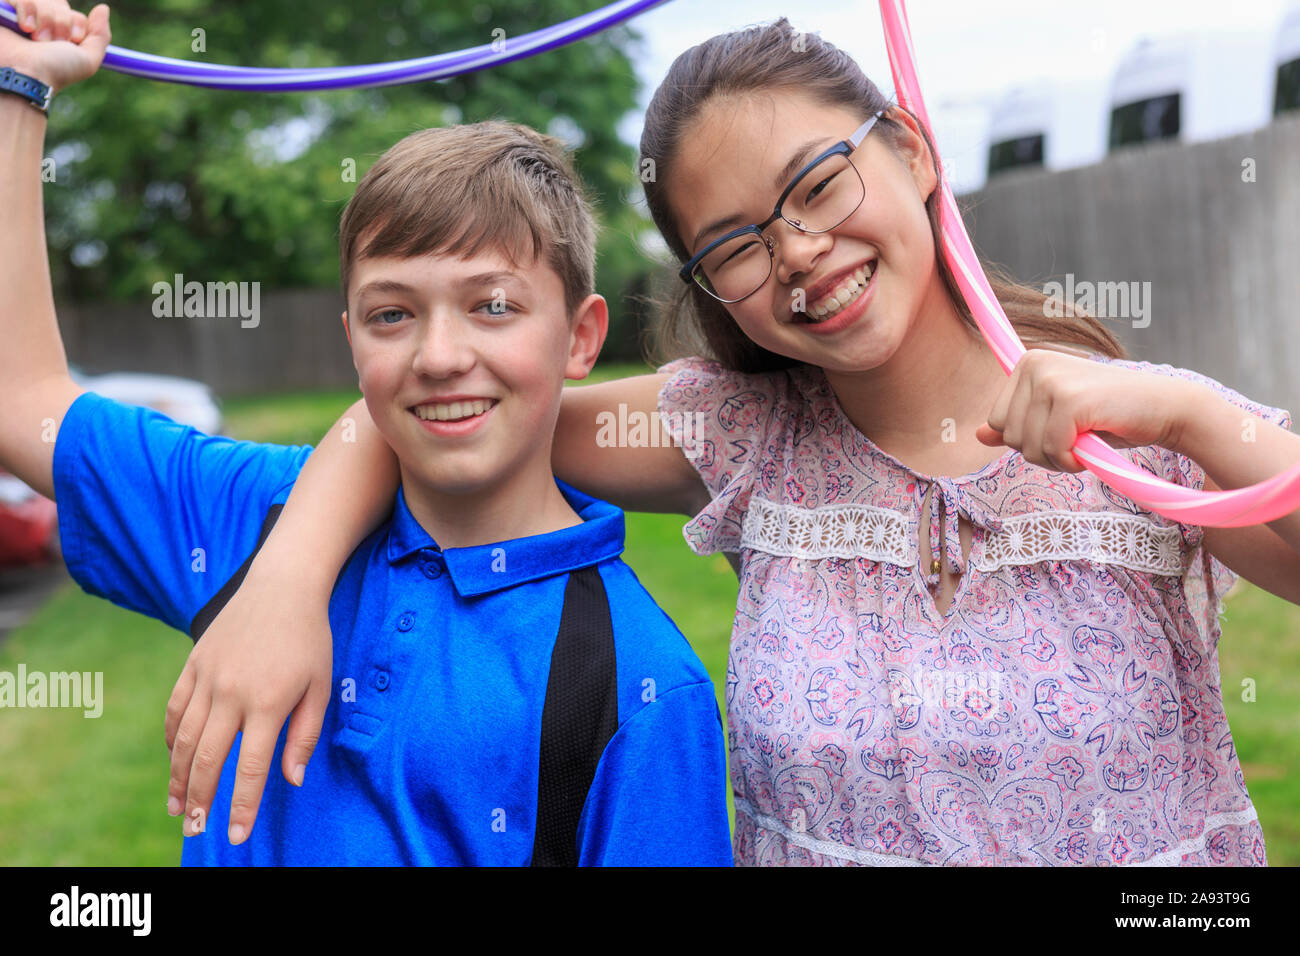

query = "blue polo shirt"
[53,390,733,866]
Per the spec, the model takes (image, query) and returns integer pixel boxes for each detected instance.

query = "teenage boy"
[0,0,732,865]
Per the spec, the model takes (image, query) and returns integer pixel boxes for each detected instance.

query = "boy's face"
[342,244,603,498]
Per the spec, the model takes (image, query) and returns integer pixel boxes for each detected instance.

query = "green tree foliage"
[42,0,660,360]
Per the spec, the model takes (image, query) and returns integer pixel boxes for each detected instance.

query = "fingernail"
[292,764,305,787]
[72,25,85,40]
[23,16,35,29]
[229,824,246,844]
[36,28,51,41]
[167,796,181,816]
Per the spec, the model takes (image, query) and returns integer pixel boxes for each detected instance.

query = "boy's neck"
[398,460,583,551]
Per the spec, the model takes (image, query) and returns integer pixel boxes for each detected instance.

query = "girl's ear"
[885,107,939,204]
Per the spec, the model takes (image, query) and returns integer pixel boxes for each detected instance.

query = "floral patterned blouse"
[657,352,1293,866]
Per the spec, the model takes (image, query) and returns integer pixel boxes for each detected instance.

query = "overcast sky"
[618,0,1297,191]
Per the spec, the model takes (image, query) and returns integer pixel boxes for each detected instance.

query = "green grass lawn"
[1,364,1297,865]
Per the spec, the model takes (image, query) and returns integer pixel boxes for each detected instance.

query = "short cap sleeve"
[52,390,311,633]
[1098,358,1291,539]
[1087,354,1293,632]
[656,356,785,555]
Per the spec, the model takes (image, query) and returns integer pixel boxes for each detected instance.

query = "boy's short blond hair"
[339,121,596,316]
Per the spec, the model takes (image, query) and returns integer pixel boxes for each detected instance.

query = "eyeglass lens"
[693,151,863,302]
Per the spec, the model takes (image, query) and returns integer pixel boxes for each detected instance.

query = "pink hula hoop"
[879,0,1300,527]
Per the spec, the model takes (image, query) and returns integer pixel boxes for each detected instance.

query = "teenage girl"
[166,19,1300,865]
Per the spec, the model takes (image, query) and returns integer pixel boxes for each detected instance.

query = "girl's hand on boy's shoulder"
[3,1,111,94]
[164,550,333,846]
[976,347,1206,473]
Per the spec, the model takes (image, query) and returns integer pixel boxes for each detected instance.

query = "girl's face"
[667,89,944,373]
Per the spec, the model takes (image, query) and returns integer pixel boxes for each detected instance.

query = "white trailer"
[974,3,1300,185]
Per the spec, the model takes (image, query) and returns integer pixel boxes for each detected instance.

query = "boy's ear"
[341,312,361,387]
[564,294,608,382]
[342,310,361,367]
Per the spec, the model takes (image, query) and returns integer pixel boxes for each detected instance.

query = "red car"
[0,468,59,567]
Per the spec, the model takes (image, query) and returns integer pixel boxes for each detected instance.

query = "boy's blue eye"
[476,301,516,316]
[370,308,407,325]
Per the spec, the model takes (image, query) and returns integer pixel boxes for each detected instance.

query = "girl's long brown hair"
[639,18,1127,372]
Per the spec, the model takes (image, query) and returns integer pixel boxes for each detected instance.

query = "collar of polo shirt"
[384,477,626,597]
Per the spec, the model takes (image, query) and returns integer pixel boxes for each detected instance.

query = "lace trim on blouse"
[736,796,1259,866]
[977,509,1183,576]
[741,497,917,564]
[741,497,1186,577]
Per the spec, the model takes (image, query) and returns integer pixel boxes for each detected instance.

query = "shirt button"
[373,669,390,691]
[397,612,415,632]
[419,547,444,578]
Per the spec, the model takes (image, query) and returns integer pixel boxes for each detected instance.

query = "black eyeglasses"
[678,109,887,304]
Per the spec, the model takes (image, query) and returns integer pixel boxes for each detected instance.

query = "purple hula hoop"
[0,0,669,91]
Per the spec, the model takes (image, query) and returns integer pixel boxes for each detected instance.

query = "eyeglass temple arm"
[849,108,888,148]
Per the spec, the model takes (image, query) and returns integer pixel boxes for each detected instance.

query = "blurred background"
[1,0,1299,864]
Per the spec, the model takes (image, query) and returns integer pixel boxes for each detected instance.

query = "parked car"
[69,366,224,436]
[0,369,222,568]
[0,468,58,567]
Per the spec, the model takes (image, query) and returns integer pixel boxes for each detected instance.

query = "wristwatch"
[0,67,53,114]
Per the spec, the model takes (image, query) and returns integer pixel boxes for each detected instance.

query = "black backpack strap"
[531,564,619,866]
[189,504,283,642]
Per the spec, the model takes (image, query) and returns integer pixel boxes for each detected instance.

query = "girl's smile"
[790,255,879,333]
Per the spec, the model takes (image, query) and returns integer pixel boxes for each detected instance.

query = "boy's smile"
[411,396,498,428]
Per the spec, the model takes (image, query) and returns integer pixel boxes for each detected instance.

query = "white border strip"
[736,798,930,866]
[736,798,1260,867]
